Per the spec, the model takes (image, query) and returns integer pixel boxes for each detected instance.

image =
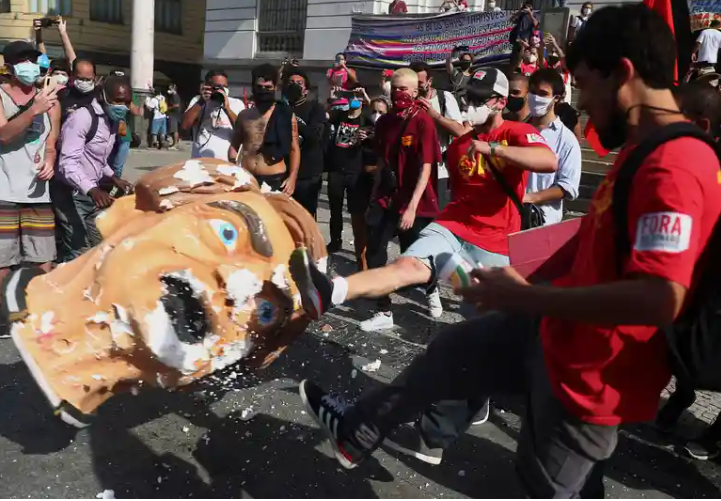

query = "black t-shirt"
[59,86,96,124]
[167,92,182,119]
[555,102,580,132]
[326,111,373,174]
[291,100,327,179]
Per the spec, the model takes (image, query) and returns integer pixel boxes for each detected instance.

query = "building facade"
[202,0,607,99]
[0,0,206,97]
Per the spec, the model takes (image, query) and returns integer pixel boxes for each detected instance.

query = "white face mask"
[74,79,96,94]
[528,93,554,117]
[53,74,69,86]
[466,104,492,125]
[371,112,382,123]
[526,54,538,64]
[582,7,591,16]
[487,1,496,8]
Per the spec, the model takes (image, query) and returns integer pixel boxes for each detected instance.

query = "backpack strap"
[437,90,447,119]
[485,157,525,216]
[612,122,720,276]
[82,104,100,145]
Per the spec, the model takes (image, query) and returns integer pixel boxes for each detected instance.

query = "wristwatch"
[489,141,500,157]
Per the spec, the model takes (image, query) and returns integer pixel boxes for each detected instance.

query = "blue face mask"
[349,98,362,110]
[13,62,40,87]
[105,104,129,122]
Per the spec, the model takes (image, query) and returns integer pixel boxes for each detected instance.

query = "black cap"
[2,41,42,66]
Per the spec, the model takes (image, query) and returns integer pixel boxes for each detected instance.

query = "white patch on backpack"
[634,212,692,253]
[526,133,546,144]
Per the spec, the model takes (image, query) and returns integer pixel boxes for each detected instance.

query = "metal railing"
[257,0,308,56]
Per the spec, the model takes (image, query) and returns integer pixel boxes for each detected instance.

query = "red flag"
[644,0,678,81]
[584,120,610,158]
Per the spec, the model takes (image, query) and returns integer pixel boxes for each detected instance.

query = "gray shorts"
[0,201,56,267]
[402,222,510,273]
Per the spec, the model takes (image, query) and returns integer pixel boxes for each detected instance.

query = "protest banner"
[344,10,514,68]
[689,0,721,31]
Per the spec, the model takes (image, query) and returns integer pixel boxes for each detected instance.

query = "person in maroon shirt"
[287,4,721,497]
[359,68,442,331]
[389,0,408,14]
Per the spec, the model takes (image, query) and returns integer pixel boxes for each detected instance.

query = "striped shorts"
[0,202,56,267]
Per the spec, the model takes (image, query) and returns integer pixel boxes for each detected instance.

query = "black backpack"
[612,122,721,391]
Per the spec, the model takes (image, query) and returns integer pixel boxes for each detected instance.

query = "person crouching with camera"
[181,69,245,160]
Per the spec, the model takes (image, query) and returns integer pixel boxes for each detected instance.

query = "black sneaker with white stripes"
[289,248,333,320]
[299,380,380,469]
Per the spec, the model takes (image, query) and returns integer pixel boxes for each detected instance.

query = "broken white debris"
[96,490,115,499]
[260,182,272,194]
[174,160,214,187]
[351,369,358,379]
[225,269,263,314]
[159,199,174,211]
[39,311,54,335]
[182,426,190,433]
[240,407,257,421]
[217,165,253,189]
[379,349,388,355]
[458,470,466,477]
[361,359,382,373]
[271,264,289,290]
[87,312,110,325]
[158,186,179,196]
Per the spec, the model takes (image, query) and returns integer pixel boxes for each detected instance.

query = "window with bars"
[29,0,72,15]
[89,0,123,24]
[156,0,182,34]
[257,0,308,56]
[0,0,10,13]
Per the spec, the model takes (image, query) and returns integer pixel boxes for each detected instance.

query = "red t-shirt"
[327,68,351,90]
[389,0,408,13]
[519,62,538,76]
[437,120,550,255]
[375,109,441,218]
[541,137,721,426]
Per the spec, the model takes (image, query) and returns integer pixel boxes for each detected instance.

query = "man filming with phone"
[182,69,245,160]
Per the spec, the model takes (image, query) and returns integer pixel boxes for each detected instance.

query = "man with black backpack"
[287,5,721,497]
[52,75,133,262]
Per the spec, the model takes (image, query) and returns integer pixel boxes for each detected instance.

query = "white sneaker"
[360,312,395,332]
[427,290,443,318]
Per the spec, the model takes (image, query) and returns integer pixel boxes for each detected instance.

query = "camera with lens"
[209,85,226,104]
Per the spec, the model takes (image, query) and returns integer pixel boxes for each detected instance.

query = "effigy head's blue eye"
[209,220,238,249]
[257,299,277,326]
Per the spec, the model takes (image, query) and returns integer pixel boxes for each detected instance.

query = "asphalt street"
[1,145,720,498]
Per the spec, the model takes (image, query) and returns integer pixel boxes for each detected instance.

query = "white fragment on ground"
[96,490,115,499]
[458,470,466,477]
[158,186,179,196]
[351,369,358,379]
[379,349,388,355]
[174,160,214,187]
[182,426,190,433]
[361,359,382,373]
[91,375,105,381]
[240,407,257,421]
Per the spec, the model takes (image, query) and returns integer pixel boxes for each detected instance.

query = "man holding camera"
[181,70,245,160]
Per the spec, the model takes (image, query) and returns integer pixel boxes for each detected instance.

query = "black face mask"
[547,56,560,67]
[284,82,304,104]
[460,61,472,70]
[419,84,431,97]
[506,95,526,113]
[254,87,275,104]
[597,81,627,151]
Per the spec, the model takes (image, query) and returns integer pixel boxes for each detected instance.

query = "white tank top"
[0,85,52,203]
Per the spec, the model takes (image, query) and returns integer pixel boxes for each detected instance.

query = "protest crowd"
[3,0,721,497]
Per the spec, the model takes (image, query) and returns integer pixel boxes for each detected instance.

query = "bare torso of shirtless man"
[229,104,300,194]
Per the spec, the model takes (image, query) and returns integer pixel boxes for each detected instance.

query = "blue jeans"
[110,140,131,178]
[150,118,167,136]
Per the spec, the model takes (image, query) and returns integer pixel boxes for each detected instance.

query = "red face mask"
[391,89,414,110]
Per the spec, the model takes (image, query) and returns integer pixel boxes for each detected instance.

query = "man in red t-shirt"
[389,0,408,14]
[288,5,721,497]
[290,68,556,334]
